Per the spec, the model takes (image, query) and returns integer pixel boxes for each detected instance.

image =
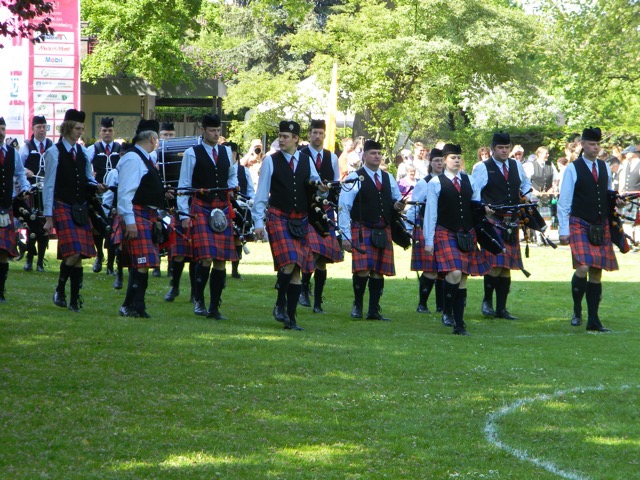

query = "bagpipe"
[231,193,254,254]
[85,184,113,237]
[306,196,364,254]
[12,187,46,239]
[390,186,414,250]
[608,191,640,253]
[305,177,364,238]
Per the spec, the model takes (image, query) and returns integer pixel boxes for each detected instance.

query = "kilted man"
[43,109,107,312]
[338,139,405,321]
[117,120,165,317]
[18,115,52,272]
[407,148,444,314]
[87,117,122,273]
[0,117,31,302]
[557,127,620,332]
[178,114,237,319]
[251,120,328,331]
[424,144,490,335]
[471,132,532,320]
[101,165,124,289]
[159,122,177,139]
[298,119,343,313]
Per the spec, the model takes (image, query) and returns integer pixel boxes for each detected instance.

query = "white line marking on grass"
[484,385,636,479]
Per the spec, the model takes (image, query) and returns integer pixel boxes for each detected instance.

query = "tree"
[0,0,54,49]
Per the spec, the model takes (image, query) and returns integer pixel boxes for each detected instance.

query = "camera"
[254,146,262,154]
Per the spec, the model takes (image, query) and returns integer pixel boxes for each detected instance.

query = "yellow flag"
[324,63,338,152]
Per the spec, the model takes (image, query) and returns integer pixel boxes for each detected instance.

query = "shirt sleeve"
[337,172,360,241]
[517,161,532,198]
[42,147,59,217]
[177,147,196,219]
[244,167,255,200]
[557,163,577,236]
[331,152,340,182]
[86,144,96,162]
[388,173,402,202]
[406,179,427,228]
[12,149,31,194]
[117,153,147,225]
[471,162,488,193]
[82,146,97,184]
[250,155,274,229]
[423,178,441,246]
[18,143,30,165]
[225,146,238,189]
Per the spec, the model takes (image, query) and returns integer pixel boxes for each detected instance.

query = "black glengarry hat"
[32,115,47,126]
[279,120,301,136]
[429,148,443,160]
[441,144,462,156]
[64,109,86,123]
[363,139,382,152]
[160,122,175,132]
[582,127,602,142]
[309,119,326,130]
[202,114,221,128]
[101,117,114,128]
[492,131,511,145]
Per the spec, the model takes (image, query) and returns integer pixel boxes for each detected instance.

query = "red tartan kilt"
[168,215,193,259]
[482,227,523,270]
[307,207,343,263]
[410,226,436,272]
[265,207,314,273]
[433,226,490,276]
[569,216,618,271]
[350,223,395,276]
[120,205,160,268]
[109,214,122,246]
[0,210,17,257]
[190,197,237,262]
[54,201,96,260]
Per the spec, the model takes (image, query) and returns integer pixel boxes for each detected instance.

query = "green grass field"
[1,242,639,479]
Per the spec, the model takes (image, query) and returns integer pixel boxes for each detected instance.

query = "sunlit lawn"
[1,241,639,479]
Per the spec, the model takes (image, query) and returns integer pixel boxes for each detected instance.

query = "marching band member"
[338,139,404,321]
[0,117,31,302]
[43,109,107,312]
[18,115,52,272]
[116,120,164,317]
[251,120,327,331]
[407,148,444,315]
[557,127,620,332]
[424,144,490,335]
[471,132,532,320]
[298,119,343,313]
[177,114,237,320]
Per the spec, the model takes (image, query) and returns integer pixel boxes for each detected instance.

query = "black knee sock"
[495,276,511,313]
[443,280,460,318]
[133,270,149,315]
[94,235,104,261]
[195,263,211,302]
[586,282,602,326]
[69,267,83,306]
[0,262,8,294]
[57,262,72,294]
[353,274,369,308]
[189,262,196,299]
[123,268,136,307]
[453,288,467,332]
[209,269,226,312]
[483,275,495,303]
[287,283,301,320]
[419,274,435,307]
[276,270,293,307]
[301,271,312,294]
[313,269,327,307]
[571,274,587,317]
[367,277,384,314]
[435,277,444,311]
[37,237,48,266]
[171,259,185,290]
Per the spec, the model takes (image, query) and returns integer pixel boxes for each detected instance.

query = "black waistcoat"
[55,142,89,205]
[481,158,522,206]
[92,141,122,183]
[351,168,393,225]
[129,149,165,207]
[437,174,473,232]
[192,144,231,201]
[237,164,248,196]
[269,151,311,213]
[531,161,555,192]
[301,146,336,202]
[25,137,52,183]
[623,161,640,192]
[0,147,16,208]
[571,158,609,224]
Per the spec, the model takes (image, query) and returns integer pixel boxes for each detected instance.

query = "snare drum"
[157,136,202,190]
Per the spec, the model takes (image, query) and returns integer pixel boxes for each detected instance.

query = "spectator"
[510,145,525,164]
[398,164,417,200]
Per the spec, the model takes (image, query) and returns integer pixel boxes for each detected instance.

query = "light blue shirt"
[471,157,533,199]
[117,145,156,225]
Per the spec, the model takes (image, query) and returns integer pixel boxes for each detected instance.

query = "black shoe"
[231,271,242,280]
[416,304,430,314]
[53,291,67,308]
[0,293,6,303]
[194,300,208,316]
[366,310,391,321]
[442,313,454,326]
[284,318,303,331]
[436,307,443,313]
[351,304,363,319]
[481,300,495,317]
[68,303,81,313]
[106,267,115,276]
[113,275,123,290]
[14,252,25,262]
[586,325,611,332]
[313,305,325,314]
[453,329,471,336]
[571,314,582,327]
[495,309,518,320]
[298,290,311,307]
[207,309,227,320]
[164,287,179,302]
[24,261,33,271]
[152,268,161,278]
[93,257,103,273]
[36,264,45,272]
[119,306,139,318]
[273,305,288,323]
[138,311,151,319]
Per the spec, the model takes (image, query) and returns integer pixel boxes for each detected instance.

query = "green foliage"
[0,0,54,48]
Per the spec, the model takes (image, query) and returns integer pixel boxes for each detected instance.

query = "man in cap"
[43,109,107,312]
[19,115,53,272]
[87,117,122,273]
[159,122,177,139]
[117,119,165,317]
[557,127,620,332]
[177,114,237,320]
[471,131,532,320]
[251,120,328,331]
[338,139,405,321]
[0,117,31,302]
[297,119,343,313]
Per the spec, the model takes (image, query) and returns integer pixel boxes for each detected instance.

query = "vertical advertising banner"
[0,0,80,143]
